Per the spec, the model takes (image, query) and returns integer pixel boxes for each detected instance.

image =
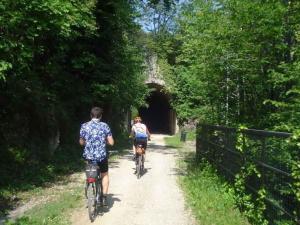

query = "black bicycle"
[135,144,145,179]
[85,162,103,222]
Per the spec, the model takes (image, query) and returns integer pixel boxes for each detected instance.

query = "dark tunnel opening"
[139,90,174,134]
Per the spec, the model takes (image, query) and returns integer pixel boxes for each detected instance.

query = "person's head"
[134,116,142,123]
[90,107,103,119]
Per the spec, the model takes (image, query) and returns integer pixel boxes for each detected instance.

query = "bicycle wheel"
[137,155,143,179]
[84,182,88,199]
[141,154,144,172]
[135,155,139,176]
[87,182,97,222]
[97,178,103,208]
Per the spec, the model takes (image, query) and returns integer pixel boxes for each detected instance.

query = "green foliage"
[140,0,300,223]
[180,159,250,225]
[164,130,196,148]
[233,164,268,225]
[0,0,148,147]
[0,144,84,214]
[164,133,183,148]
[4,187,82,225]
[292,161,300,201]
[165,0,300,131]
[290,132,300,220]
[197,125,300,224]
[235,126,268,224]
[186,130,196,141]
[0,0,150,215]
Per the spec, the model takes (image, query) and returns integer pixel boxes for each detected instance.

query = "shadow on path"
[100,194,121,214]
[148,143,180,157]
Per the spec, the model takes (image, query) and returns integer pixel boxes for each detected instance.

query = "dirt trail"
[71,134,195,225]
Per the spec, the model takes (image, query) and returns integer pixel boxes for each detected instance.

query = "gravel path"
[71,134,196,225]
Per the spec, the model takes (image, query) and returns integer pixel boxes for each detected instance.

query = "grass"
[0,136,128,225]
[2,147,128,225]
[0,145,85,217]
[164,130,196,149]
[180,159,250,225]
[186,130,196,141]
[165,133,249,225]
[4,186,83,225]
[164,133,183,148]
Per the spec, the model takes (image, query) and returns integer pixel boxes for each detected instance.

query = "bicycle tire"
[141,155,144,174]
[87,183,97,222]
[97,179,103,208]
[85,182,88,199]
[137,155,143,179]
[136,155,140,179]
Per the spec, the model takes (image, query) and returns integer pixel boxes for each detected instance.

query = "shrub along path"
[0,172,83,225]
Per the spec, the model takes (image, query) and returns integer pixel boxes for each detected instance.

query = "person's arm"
[129,124,136,138]
[146,128,151,140]
[106,124,114,146]
[79,138,86,146]
[130,126,135,138]
[79,124,86,146]
[107,135,114,146]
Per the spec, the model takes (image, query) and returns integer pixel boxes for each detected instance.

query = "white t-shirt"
[132,122,148,138]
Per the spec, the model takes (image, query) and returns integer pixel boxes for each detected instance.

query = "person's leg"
[101,172,109,194]
[101,172,109,206]
[99,159,109,206]
[133,139,137,160]
[133,144,136,156]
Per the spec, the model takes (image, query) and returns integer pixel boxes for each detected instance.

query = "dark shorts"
[134,138,147,150]
[88,158,108,173]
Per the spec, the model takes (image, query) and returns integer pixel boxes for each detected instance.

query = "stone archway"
[135,54,178,134]
[138,85,177,135]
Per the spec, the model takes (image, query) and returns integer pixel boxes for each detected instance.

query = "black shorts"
[88,158,108,173]
[134,138,147,150]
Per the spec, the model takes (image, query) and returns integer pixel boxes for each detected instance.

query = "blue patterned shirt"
[80,119,112,162]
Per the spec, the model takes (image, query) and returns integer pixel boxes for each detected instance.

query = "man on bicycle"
[79,107,114,207]
[130,116,151,160]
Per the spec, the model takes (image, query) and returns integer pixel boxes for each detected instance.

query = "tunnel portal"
[139,90,176,134]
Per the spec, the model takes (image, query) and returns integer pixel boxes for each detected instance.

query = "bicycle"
[85,162,103,222]
[135,144,145,179]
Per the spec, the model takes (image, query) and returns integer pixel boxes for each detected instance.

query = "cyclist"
[79,107,114,207]
[130,116,151,161]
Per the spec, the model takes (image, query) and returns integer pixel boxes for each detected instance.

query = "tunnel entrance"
[139,90,176,134]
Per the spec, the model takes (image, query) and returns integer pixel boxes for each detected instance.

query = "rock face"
[145,54,165,86]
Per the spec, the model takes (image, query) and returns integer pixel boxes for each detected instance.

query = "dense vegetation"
[5,186,82,225]
[149,0,300,224]
[181,160,250,225]
[1,0,299,224]
[0,0,151,213]
[169,0,300,132]
[164,135,249,225]
[197,124,299,224]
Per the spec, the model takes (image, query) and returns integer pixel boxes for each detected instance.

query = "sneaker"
[96,195,101,206]
[102,195,108,207]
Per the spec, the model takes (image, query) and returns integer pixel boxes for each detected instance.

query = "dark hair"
[90,107,103,119]
[134,116,142,123]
